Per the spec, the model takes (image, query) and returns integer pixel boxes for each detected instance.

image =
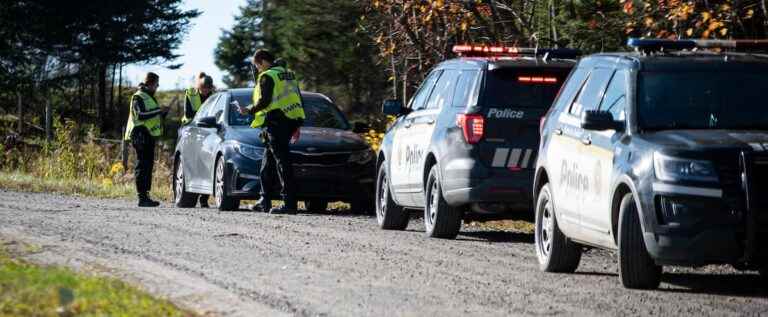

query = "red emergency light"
[452,45,580,59]
[518,76,558,84]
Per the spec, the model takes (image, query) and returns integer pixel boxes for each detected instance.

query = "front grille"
[715,154,744,210]
[290,152,350,166]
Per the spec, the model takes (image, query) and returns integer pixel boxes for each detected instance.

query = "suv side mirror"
[382,99,407,116]
[196,116,219,128]
[581,110,624,131]
[352,122,370,133]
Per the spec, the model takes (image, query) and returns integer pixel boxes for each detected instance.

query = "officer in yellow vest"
[124,72,169,207]
[182,73,214,208]
[238,49,305,214]
[181,72,214,125]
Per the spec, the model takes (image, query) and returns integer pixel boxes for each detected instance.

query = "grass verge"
[0,171,170,201]
[0,241,192,317]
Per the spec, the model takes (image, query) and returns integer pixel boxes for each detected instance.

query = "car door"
[410,69,461,206]
[580,69,629,246]
[198,93,228,192]
[548,67,613,238]
[185,94,219,191]
[391,69,442,206]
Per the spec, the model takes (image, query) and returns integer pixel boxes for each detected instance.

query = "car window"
[569,68,613,117]
[409,70,442,111]
[229,93,254,126]
[551,67,589,113]
[426,69,460,110]
[212,93,227,123]
[452,70,481,108]
[302,98,350,129]
[483,67,571,109]
[194,94,219,122]
[599,69,628,121]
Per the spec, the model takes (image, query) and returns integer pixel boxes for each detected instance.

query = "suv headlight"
[653,153,718,182]
[348,149,374,164]
[234,142,264,161]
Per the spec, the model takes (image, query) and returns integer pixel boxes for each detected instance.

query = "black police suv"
[376,45,578,238]
[173,88,376,212]
[534,38,768,289]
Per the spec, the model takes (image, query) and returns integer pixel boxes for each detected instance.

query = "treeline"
[0,0,199,138]
[216,0,768,117]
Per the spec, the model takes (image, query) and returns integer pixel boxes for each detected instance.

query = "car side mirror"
[382,99,408,116]
[581,110,624,131]
[352,122,370,133]
[196,116,219,128]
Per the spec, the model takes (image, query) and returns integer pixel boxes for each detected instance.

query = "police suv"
[376,45,578,239]
[534,38,768,289]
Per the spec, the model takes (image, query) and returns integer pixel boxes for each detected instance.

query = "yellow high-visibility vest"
[182,88,203,125]
[124,91,163,140]
[250,66,305,128]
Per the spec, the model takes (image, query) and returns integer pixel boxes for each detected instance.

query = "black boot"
[250,197,271,212]
[269,200,297,215]
[199,195,209,208]
[138,192,160,207]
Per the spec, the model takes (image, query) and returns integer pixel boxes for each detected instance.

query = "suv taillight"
[456,113,484,144]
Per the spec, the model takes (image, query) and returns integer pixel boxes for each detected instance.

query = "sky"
[124,0,248,91]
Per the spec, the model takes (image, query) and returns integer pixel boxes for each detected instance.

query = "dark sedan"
[173,88,376,213]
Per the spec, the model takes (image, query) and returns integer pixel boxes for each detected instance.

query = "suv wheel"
[535,183,581,272]
[173,157,198,208]
[305,199,328,212]
[214,158,240,211]
[618,193,662,289]
[376,162,409,230]
[424,165,462,239]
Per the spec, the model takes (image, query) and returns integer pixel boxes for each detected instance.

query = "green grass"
[0,242,192,317]
[0,172,170,201]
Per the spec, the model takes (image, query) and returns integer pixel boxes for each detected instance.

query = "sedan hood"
[229,126,370,152]
[640,130,768,151]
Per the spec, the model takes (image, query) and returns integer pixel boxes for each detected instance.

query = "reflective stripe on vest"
[250,66,306,128]
[124,91,163,140]
[182,88,202,124]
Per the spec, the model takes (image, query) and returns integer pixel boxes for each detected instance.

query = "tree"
[215,0,267,87]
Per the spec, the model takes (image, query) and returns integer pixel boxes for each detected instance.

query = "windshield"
[638,71,768,130]
[484,68,570,109]
[228,93,350,130]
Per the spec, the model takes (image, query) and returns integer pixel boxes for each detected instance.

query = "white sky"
[124,0,248,91]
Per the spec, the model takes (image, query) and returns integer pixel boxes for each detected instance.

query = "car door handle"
[404,122,413,128]
[581,136,592,145]
[553,128,563,135]
[426,119,435,125]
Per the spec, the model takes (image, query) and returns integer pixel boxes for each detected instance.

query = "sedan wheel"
[214,158,240,211]
[173,157,198,208]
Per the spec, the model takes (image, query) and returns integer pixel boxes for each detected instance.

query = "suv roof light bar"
[452,45,581,59]
[628,38,768,52]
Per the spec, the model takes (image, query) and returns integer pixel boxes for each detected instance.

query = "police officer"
[124,72,169,207]
[182,73,215,208]
[238,49,305,214]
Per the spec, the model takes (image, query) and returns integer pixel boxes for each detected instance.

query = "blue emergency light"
[628,38,768,52]
[453,45,581,59]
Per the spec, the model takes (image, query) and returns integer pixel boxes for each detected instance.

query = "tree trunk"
[16,92,22,135]
[45,92,52,142]
[97,63,108,133]
[109,63,117,133]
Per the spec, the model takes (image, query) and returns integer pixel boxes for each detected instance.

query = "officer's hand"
[290,129,300,144]
[238,104,250,115]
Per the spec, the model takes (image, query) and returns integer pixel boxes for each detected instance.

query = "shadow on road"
[457,231,534,244]
[661,273,768,297]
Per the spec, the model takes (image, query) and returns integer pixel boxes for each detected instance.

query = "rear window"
[483,68,570,109]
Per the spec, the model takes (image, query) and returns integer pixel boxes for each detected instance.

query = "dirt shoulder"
[0,190,765,316]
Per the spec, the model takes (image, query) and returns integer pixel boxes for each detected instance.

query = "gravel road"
[0,190,766,316]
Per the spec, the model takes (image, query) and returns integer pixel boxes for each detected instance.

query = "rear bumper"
[442,158,533,217]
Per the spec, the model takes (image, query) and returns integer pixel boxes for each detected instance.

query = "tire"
[350,198,375,216]
[173,157,198,208]
[376,162,409,230]
[618,193,662,289]
[305,199,328,212]
[424,165,462,239]
[214,157,240,211]
[534,183,582,272]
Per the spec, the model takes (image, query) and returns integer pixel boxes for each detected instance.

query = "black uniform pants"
[131,128,155,195]
[259,123,298,209]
